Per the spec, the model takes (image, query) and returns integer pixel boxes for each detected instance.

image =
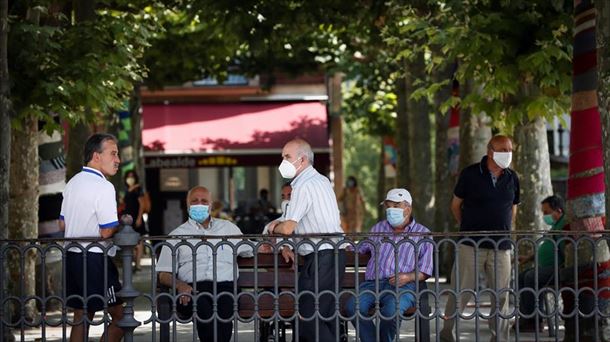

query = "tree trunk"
[434,70,455,278]
[0,0,13,338]
[0,0,9,240]
[395,76,410,188]
[329,73,344,193]
[66,0,96,180]
[598,0,610,230]
[458,110,491,171]
[458,83,491,170]
[513,118,553,231]
[130,86,145,186]
[8,115,38,323]
[66,121,91,179]
[566,3,608,339]
[405,54,434,227]
[434,74,453,234]
[377,136,387,221]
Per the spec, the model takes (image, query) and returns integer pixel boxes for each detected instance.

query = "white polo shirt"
[156,218,253,283]
[60,167,119,255]
[287,165,344,255]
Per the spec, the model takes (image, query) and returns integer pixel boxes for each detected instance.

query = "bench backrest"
[237,251,369,289]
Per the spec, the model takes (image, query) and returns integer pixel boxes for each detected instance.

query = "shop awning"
[142,101,329,155]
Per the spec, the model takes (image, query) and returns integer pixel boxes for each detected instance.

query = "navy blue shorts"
[65,252,123,312]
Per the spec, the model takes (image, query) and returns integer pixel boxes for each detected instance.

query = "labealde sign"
[145,153,330,169]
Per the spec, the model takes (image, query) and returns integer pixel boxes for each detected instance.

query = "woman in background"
[337,175,365,234]
[123,170,146,271]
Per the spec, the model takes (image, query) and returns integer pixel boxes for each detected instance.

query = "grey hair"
[294,139,315,166]
[186,186,210,206]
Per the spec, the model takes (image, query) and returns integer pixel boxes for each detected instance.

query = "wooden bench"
[157,250,431,342]
[238,250,431,342]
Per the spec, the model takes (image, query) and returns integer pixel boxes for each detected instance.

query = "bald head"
[283,138,314,166]
[186,186,211,207]
[486,135,514,170]
[487,135,513,153]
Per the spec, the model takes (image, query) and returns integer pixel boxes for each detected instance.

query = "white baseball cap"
[381,188,413,205]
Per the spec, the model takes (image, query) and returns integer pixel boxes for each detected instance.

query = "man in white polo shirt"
[268,138,346,342]
[156,186,253,342]
[59,133,123,342]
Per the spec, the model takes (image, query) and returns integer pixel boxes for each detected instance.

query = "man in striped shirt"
[268,138,346,342]
[345,188,433,342]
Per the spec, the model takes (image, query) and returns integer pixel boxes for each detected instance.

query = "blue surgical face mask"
[189,204,210,223]
[543,214,555,226]
[386,208,405,227]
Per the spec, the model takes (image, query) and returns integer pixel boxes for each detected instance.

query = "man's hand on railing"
[281,247,295,265]
[266,220,280,234]
[176,282,193,305]
[258,244,273,253]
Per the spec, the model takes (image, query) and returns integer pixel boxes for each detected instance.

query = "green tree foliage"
[385,0,573,131]
[143,0,369,88]
[8,1,156,131]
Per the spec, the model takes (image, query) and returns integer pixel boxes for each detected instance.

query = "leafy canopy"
[383,0,573,131]
[9,1,158,132]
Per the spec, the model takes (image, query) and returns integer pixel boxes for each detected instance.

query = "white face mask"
[278,158,301,179]
[492,152,512,169]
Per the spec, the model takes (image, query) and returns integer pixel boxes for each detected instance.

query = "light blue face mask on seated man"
[386,208,406,227]
[189,204,210,223]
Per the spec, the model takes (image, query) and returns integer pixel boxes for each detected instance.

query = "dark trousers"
[177,281,234,342]
[298,249,346,342]
[518,265,555,321]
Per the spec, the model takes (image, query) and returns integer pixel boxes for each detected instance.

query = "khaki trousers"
[440,244,512,342]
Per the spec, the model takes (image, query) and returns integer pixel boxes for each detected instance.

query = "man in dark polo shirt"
[440,135,520,342]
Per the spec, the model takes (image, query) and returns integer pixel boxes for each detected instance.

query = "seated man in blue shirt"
[345,188,434,342]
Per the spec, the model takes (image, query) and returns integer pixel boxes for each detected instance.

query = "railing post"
[113,215,141,341]
[0,242,4,340]
[0,242,13,342]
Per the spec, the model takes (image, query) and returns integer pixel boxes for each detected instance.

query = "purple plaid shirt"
[358,218,434,281]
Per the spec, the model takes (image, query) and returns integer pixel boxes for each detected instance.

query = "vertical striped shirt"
[286,165,344,255]
[358,219,434,280]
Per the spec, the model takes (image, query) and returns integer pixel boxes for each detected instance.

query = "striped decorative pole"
[565,0,609,339]
[568,1,607,253]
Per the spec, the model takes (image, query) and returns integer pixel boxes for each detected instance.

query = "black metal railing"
[1,226,609,341]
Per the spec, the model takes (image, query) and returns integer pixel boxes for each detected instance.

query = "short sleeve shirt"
[156,218,253,283]
[454,156,520,250]
[60,167,119,255]
[286,166,344,255]
[358,219,434,280]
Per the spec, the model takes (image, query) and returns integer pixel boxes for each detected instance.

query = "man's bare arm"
[271,220,298,235]
[512,205,518,223]
[159,271,193,305]
[450,196,464,225]
[99,227,118,239]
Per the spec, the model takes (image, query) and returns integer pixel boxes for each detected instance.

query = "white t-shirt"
[60,167,119,255]
[156,218,253,283]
